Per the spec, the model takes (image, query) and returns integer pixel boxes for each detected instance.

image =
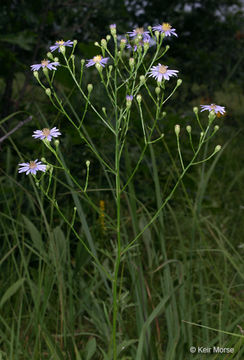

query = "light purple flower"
[126,95,133,101]
[30,59,60,71]
[128,27,150,41]
[18,160,46,175]
[200,104,226,115]
[152,23,178,37]
[86,55,109,68]
[32,127,61,141]
[149,64,179,82]
[110,24,116,29]
[50,39,74,52]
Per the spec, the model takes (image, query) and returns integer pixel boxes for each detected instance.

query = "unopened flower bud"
[101,38,107,47]
[200,131,204,138]
[140,75,145,84]
[43,67,48,75]
[136,94,142,103]
[143,41,150,51]
[73,40,77,46]
[106,35,111,41]
[41,157,46,163]
[109,65,113,71]
[175,124,180,135]
[155,87,161,95]
[209,110,216,122]
[120,39,127,50]
[71,54,75,61]
[94,41,100,47]
[129,58,135,68]
[47,52,53,60]
[214,125,219,131]
[102,107,106,115]
[193,107,198,114]
[45,88,51,96]
[215,145,222,152]
[186,125,191,133]
[162,111,167,118]
[155,30,160,39]
[86,160,90,167]
[165,45,170,51]
[87,83,93,93]
[177,79,182,86]
[54,140,59,147]
[54,57,59,62]
[81,59,85,65]
[148,26,152,31]
[126,95,133,107]
[110,24,117,35]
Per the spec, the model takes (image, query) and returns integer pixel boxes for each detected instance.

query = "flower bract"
[50,40,74,52]
[149,64,179,82]
[32,127,61,141]
[30,59,60,71]
[18,160,46,175]
[200,104,226,115]
[86,55,109,68]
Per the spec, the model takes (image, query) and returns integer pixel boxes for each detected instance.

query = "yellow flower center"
[162,23,172,31]
[93,55,102,63]
[29,161,37,169]
[210,104,217,109]
[56,40,65,45]
[135,27,144,34]
[41,59,49,67]
[42,128,51,137]
[159,65,167,74]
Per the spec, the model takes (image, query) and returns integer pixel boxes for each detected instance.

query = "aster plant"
[19,21,225,359]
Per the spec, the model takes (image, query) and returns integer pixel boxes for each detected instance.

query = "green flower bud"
[177,79,182,86]
[148,26,152,31]
[86,160,90,167]
[87,83,93,93]
[54,57,59,62]
[109,65,113,71]
[101,38,107,47]
[175,124,180,135]
[54,140,59,147]
[129,57,135,68]
[155,87,161,95]
[94,41,100,47]
[140,75,145,84]
[136,94,142,103]
[214,125,219,131]
[193,107,198,114]
[41,157,46,163]
[144,41,149,51]
[120,39,127,50]
[186,125,191,133]
[43,67,49,76]
[73,40,77,46]
[155,30,160,39]
[215,145,222,152]
[106,35,111,41]
[81,59,85,65]
[102,107,106,115]
[45,88,51,96]
[209,110,216,122]
[162,111,167,118]
[47,52,53,60]
[165,45,170,51]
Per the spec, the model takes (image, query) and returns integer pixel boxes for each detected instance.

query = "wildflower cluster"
[20,22,226,177]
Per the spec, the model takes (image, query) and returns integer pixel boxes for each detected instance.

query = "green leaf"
[0,278,25,308]
[85,338,96,360]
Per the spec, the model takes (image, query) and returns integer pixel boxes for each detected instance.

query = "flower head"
[152,23,178,37]
[126,95,133,101]
[32,127,61,141]
[128,27,150,41]
[30,59,60,71]
[110,24,116,29]
[200,104,226,115]
[86,55,109,68]
[50,40,74,52]
[18,160,46,175]
[149,64,179,82]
